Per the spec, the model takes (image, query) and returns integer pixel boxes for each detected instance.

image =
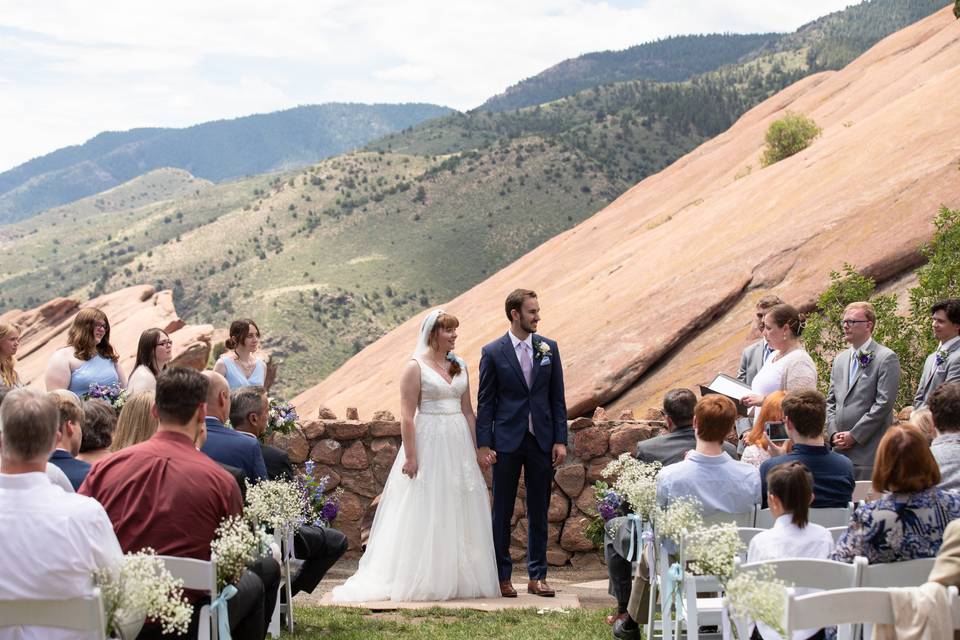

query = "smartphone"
[765,420,789,442]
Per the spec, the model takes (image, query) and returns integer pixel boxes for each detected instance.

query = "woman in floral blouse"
[833,423,960,563]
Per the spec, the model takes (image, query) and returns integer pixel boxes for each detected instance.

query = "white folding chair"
[828,526,847,543]
[0,588,106,635]
[736,527,764,553]
[809,503,854,528]
[704,507,757,528]
[856,556,937,588]
[160,555,219,640]
[784,587,893,639]
[268,527,295,637]
[853,480,876,502]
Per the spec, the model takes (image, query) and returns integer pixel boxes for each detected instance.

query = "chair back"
[159,555,218,594]
[784,587,893,632]
[737,527,764,549]
[736,557,861,591]
[0,588,106,633]
[856,556,936,588]
[756,503,852,529]
[703,506,756,528]
[827,526,847,543]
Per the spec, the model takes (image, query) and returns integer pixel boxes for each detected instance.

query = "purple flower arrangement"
[84,382,127,412]
[936,348,949,368]
[298,460,343,527]
[593,481,629,521]
[267,397,299,437]
[856,350,875,368]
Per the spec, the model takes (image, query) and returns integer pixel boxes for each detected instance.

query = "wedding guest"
[736,295,783,444]
[832,423,960,564]
[929,382,960,492]
[214,318,267,390]
[44,308,127,394]
[0,321,22,387]
[231,385,348,596]
[79,367,279,640]
[914,298,960,410]
[0,385,74,492]
[909,408,937,444]
[199,371,267,483]
[110,390,159,451]
[826,302,901,480]
[0,389,122,638]
[615,396,760,640]
[47,389,91,490]
[741,391,788,468]
[760,390,854,509]
[929,519,960,588]
[741,304,817,410]
[77,398,116,465]
[194,412,249,502]
[126,328,173,395]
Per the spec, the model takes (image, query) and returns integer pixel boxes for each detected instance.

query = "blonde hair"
[0,321,20,387]
[111,391,159,452]
[844,301,876,324]
[909,408,936,444]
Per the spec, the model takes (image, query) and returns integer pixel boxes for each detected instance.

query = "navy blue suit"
[49,449,91,491]
[477,332,567,581]
[200,417,268,484]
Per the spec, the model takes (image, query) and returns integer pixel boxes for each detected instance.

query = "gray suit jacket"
[737,339,768,386]
[826,341,900,469]
[635,425,738,466]
[914,339,960,410]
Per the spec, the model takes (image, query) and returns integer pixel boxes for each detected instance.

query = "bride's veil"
[412,308,445,360]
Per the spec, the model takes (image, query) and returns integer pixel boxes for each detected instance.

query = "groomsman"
[914,298,960,410]
[827,302,900,480]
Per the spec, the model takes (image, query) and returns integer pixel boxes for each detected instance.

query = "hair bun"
[224,338,237,350]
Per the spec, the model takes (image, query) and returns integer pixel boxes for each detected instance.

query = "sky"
[0,0,856,172]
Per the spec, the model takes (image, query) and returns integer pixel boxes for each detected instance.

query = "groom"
[477,289,568,598]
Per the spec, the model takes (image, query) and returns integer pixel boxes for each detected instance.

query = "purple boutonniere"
[856,350,874,368]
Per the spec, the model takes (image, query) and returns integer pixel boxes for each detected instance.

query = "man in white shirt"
[915,299,960,410]
[0,388,122,639]
[0,385,73,493]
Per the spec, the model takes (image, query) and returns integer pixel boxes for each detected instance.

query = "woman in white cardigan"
[742,303,817,410]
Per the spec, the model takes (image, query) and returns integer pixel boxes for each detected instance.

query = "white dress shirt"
[45,462,74,493]
[0,471,123,640]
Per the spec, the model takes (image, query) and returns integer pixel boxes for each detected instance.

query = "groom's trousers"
[492,431,554,581]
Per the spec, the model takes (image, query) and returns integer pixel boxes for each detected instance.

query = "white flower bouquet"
[725,565,789,637]
[602,454,662,520]
[210,515,272,590]
[93,548,192,638]
[684,522,743,580]
[654,495,703,544]
[245,478,307,532]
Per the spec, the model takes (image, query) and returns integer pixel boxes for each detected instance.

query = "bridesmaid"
[0,321,21,387]
[214,318,267,390]
[45,308,127,394]
[127,328,173,394]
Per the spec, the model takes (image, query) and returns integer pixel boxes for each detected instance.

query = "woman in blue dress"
[45,308,126,394]
[213,318,267,390]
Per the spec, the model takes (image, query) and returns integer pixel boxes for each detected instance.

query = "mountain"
[478,33,779,112]
[0,102,453,224]
[291,7,960,418]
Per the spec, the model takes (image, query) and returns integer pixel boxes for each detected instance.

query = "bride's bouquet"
[93,548,192,638]
[299,461,343,527]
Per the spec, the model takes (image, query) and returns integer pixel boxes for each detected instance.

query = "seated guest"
[194,413,249,502]
[0,321,22,387]
[200,371,267,483]
[45,307,127,394]
[47,389,91,490]
[833,423,960,564]
[748,461,834,640]
[214,319,267,390]
[929,382,960,492]
[614,395,761,640]
[0,385,73,492]
[110,390,159,451]
[914,298,960,410]
[759,389,854,508]
[126,328,174,395]
[634,388,737,466]
[231,386,348,596]
[929,519,960,588]
[77,398,116,465]
[741,391,788,468]
[80,367,279,640]
[742,304,817,411]
[909,408,937,444]
[0,389,122,637]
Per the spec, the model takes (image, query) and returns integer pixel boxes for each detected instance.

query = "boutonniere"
[532,339,551,361]
[936,348,949,368]
[856,350,874,368]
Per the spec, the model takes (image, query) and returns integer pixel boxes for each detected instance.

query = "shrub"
[760,112,821,167]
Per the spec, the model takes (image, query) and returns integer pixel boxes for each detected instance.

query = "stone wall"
[271,408,665,567]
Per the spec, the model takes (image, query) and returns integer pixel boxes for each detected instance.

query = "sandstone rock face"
[555,464,586,498]
[310,439,343,466]
[294,9,960,419]
[573,427,610,460]
[272,429,309,464]
[340,441,369,470]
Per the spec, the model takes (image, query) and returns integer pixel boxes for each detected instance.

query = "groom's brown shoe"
[527,579,556,597]
[500,581,517,598]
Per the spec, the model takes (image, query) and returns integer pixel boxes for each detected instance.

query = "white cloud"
[0,0,855,170]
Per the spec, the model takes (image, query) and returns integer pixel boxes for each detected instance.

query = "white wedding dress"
[331,357,500,602]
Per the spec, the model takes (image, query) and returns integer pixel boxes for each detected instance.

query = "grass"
[282,605,610,639]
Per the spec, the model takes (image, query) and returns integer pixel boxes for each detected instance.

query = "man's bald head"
[201,370,231,422]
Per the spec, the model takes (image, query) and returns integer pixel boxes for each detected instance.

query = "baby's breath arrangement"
[93,548,192,637]
[602,454,662,520]
[685,523,743,579]
[210,515,269,590]
[245,478,307,532]
[654,496,703,544]
[725,565,789,636]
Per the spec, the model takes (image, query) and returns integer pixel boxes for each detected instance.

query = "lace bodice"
[417,358,467,415]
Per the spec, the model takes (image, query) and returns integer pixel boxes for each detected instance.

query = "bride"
[331,309,500,601]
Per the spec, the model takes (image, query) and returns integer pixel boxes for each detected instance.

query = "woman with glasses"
[45,308,126,394]
[126,328,174,395]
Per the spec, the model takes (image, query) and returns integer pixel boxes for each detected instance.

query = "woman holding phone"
[741,391,791,468]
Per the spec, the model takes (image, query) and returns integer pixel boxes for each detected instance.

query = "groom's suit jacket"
[737,339,769,386]
[826,340,900,470]
[914,339,960,410]
[477,333,568,454]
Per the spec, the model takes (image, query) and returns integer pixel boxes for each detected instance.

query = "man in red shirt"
[81,367,279,640]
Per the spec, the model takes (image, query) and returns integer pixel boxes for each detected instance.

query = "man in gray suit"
[827,302,901,480]
[914,298,960,410]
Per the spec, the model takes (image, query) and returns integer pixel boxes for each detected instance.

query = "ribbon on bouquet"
[625,514,643,563]
[210,584,238,640]
[663,561,686,621]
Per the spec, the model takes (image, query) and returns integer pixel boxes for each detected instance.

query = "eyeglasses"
[840,320,870,327]
[157,340,173,347]
[94,323,107,330]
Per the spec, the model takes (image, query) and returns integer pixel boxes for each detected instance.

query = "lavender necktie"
[519,342,533,387]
